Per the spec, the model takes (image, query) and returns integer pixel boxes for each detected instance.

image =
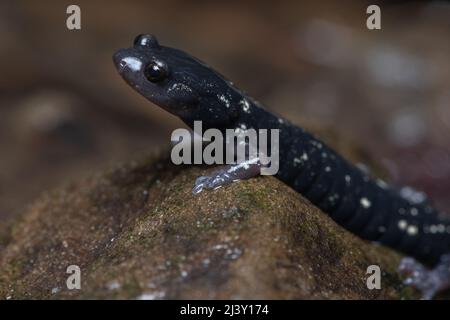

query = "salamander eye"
[144,60,169,82]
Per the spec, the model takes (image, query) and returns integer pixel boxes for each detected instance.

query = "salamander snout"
[113,49,143,74]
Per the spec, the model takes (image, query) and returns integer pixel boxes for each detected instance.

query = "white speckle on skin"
[344,175,351,183]
[407,225,418,236]
[169,83,193,93]
[360,197,371,208]
[233,127,248,135]
[122,57,142,71]
[301,153,308,161]
[325,166,331,172]
[328,193,339,204]
[398,220,408,230]
[399,186,427,204]
[356,163,370,174]
[240,99,251,113]
[376,179,388,189]
[218,94,231,108]
[429,225,438,234]
[51,287,60,294]
[294,153,309,166]
[181,271,188,278]
[278,118,284,124]
[410,208,419,216]
[310,141,323,149]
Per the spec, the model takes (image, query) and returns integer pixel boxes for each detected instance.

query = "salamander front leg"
[398,254,450,299]
[192,158,262,194]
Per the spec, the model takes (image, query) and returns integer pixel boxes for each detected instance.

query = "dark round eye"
[144,61,169,82]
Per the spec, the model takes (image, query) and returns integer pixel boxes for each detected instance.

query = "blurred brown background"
[0,0,449,223]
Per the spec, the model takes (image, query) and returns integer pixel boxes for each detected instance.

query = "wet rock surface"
[0,151,420,299]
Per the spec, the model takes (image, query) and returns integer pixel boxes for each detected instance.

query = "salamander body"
[113,34,450,298]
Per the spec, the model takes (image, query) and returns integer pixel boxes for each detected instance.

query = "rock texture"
[0,150,421,300]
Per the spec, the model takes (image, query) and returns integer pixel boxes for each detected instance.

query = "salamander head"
[113,34,240,127]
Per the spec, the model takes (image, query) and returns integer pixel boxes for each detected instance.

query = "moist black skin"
[114,34,450,298]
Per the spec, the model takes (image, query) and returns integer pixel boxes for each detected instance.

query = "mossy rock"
[0,151,420,299]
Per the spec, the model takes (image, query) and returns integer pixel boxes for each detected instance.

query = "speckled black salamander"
[113,35,450,298]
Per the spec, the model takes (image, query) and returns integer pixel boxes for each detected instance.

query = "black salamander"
[113,34,450,299]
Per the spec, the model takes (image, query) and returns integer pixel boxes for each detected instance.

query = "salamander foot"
[192,159,261,195]
[398,255,450,299]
